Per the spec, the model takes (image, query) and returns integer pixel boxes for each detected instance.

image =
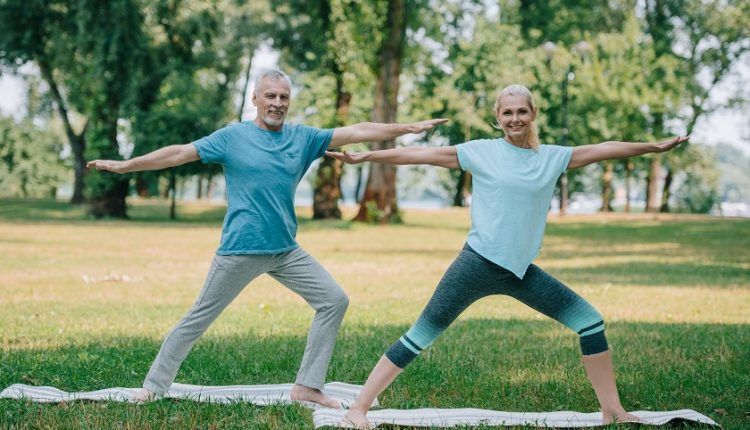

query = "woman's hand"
[653,135,690,153]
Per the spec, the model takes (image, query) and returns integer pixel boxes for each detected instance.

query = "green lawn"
[1,198,748,429]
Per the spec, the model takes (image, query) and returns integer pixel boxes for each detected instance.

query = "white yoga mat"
[313,407,719,428]
[0,382,377,408]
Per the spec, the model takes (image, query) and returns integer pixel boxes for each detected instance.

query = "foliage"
[670,144,720,214]
[1,0,748,215]
[0,115,66,198]
[714,143,750,203]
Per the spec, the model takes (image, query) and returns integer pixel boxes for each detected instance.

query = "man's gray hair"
[254,68,293,94]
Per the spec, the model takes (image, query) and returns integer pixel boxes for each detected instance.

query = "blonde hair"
[492,84,540,150]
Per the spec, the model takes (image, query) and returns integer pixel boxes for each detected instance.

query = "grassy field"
[0,198,748,429]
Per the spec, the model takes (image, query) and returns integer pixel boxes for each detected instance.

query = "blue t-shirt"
[193,121,333,254]
[456,138,572,279]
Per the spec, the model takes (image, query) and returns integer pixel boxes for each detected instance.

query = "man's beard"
[263,112,285,127]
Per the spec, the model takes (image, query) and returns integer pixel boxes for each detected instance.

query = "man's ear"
[251,92,257,106]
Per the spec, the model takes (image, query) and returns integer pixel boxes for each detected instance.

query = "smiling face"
[252,77,291,131]
[495,94,537,148]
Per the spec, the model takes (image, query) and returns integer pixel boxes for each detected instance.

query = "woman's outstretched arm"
[325,145,459,169]
[568,136,689,170]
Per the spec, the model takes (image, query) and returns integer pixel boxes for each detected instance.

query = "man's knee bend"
[579,327,609,355]
[328,288,349,313]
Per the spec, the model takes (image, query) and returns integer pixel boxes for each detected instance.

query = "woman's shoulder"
[540,143,572,153]
[460,137,502,148]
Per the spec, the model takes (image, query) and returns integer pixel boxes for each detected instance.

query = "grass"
[0,198,748,429]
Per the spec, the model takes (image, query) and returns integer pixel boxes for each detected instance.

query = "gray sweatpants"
[142,246,349,394]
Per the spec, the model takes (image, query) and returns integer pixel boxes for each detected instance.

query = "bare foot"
[290,384,342,409]
[129,388,156,403]
[603,410,643,424]
[342,409,373,429]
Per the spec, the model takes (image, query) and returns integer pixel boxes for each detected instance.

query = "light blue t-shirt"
[456,138,572,279]
[193,121,333,255]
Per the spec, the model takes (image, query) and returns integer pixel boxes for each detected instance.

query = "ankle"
[347,403,367,414]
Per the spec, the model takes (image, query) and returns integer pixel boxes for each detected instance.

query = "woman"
[327,84,688,428]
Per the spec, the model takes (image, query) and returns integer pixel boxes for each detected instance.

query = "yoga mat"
[0,382,377,408]
[313,407,719,428]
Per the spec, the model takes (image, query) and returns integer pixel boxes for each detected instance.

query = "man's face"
[252,77,291,131]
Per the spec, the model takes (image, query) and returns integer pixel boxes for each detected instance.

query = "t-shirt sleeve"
[456,140,482,172]
[545,144,573,174]
[192,126,232,164]
[299,125,334,165]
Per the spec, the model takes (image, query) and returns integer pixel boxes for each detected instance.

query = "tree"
[353,0,407,223]
[670,144,720,214]
[0,114,65,198]
[403,7,525,207]
[270,0,375,219]
[569,13,680,212]
[655,0,750,211]
[518,0,632,47]
[129,0,255,218]
[0,0,89,204]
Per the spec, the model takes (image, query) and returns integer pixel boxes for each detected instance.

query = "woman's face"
[496,95,537,143]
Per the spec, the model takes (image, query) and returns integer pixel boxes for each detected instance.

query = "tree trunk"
[600,161,614,212]
[69,134,87,204]
[624,160,633,213]
[237,55,253,122]
[453,170,467,207]
[313,70,350,219]
[206,173,214,199]
[39,60,88,204]
[196,173,204,200]
[354,164,365,202]
[660,168,673,212]
[354,0,406,223]
[559,173,569,215]
[169,170,177,220]
[645,154,661,213]
[89,178,129,218]
[135,175,149,197]
[88,115,129,218]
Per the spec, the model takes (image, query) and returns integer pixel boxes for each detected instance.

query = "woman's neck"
[505,133,530,149]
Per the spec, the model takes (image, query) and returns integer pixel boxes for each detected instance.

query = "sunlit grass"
[0,198,748,429]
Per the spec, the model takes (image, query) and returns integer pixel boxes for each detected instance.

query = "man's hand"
[325,151,368,164]
[404,118,449,134]
[653,135,690,153]
[86,160,128,174]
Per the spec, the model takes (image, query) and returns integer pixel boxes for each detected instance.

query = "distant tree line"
[0,0,747,218]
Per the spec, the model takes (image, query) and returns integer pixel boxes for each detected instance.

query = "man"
[87,68,445,407]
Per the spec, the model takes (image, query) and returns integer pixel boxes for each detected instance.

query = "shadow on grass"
[1,319,746,428]
[547,220,750,250]
[550,262,749,288]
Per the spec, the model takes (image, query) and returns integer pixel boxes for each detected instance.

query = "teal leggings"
[386,244,608,368]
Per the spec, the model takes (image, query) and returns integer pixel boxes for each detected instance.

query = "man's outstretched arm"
[86,144,200,174]
[328,119,448,148]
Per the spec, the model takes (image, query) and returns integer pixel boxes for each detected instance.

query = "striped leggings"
[386,244,608,368]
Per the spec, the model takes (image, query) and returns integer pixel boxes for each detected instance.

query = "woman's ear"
[531,106,538,121]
